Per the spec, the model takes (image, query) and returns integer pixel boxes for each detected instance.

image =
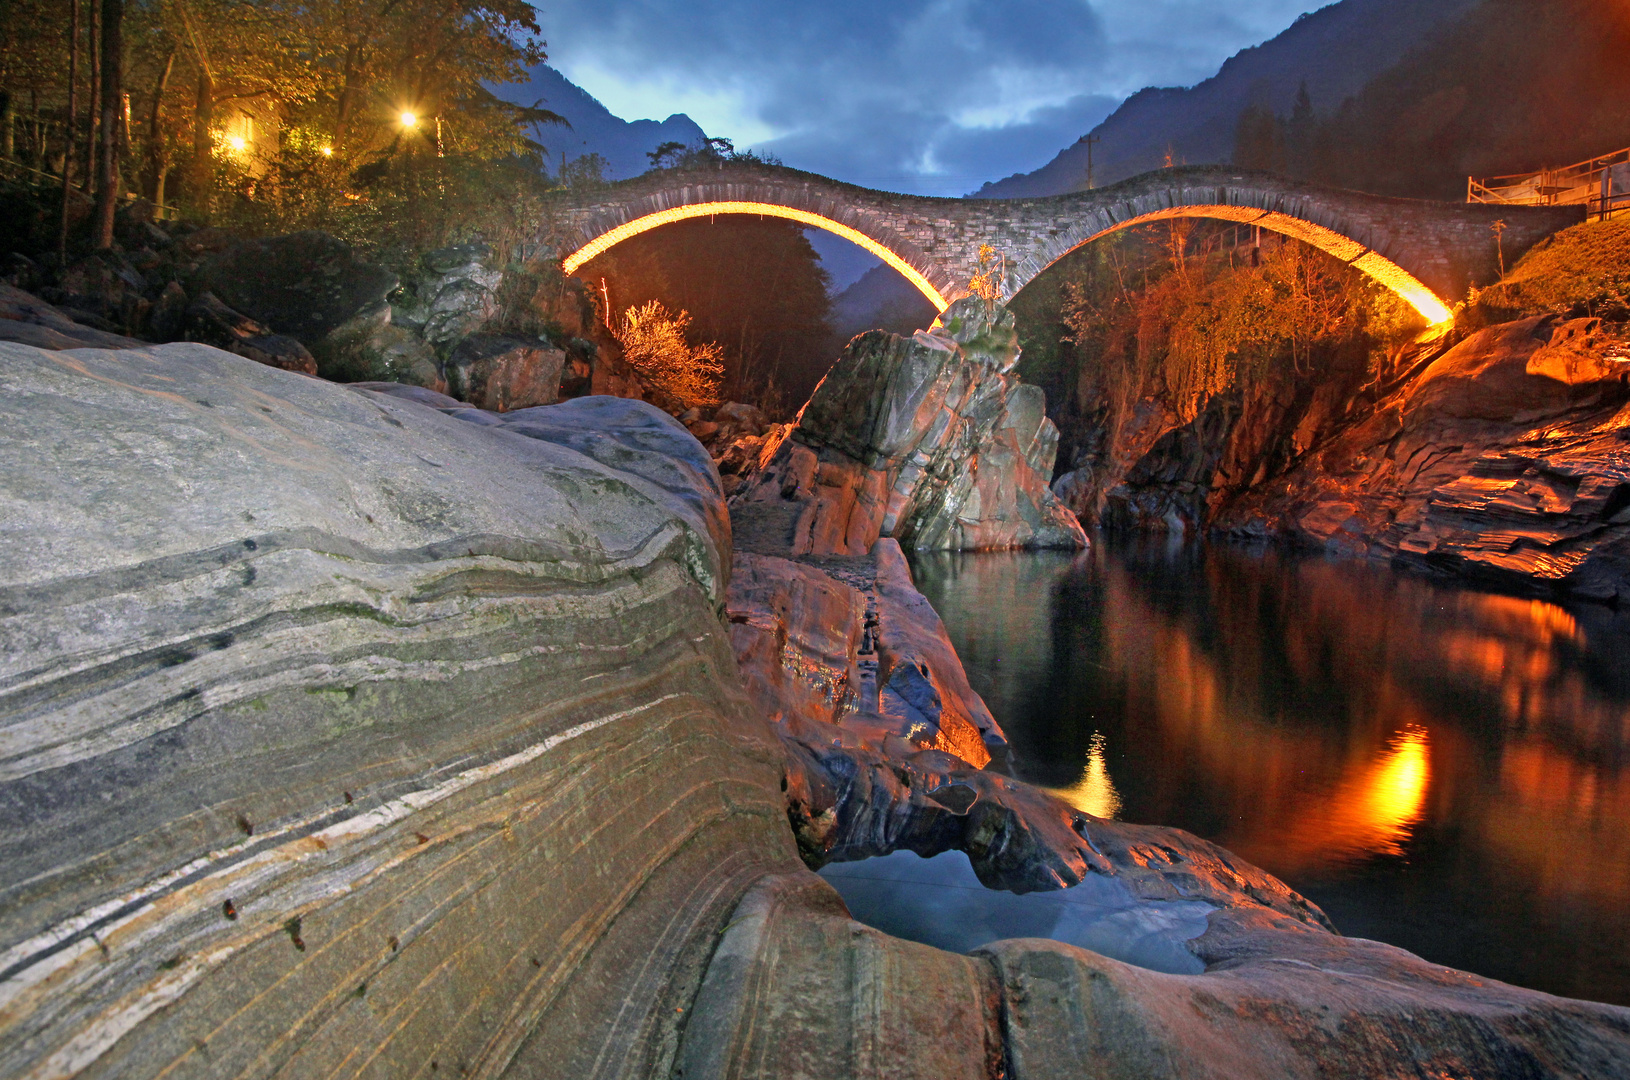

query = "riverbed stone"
[444,333,565,411]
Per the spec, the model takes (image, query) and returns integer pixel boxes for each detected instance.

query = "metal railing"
[1469,146,1630,221]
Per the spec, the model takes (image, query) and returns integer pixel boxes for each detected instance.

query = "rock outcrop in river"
[3,338,1628,1078]
[737,297,1086,555]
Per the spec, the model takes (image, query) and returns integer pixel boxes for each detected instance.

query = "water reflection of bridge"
[544,162,1583,325]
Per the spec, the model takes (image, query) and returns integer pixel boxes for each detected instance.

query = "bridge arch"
[545,163,1582,329]
[1024,204,1453,325]
[562,202,951,312]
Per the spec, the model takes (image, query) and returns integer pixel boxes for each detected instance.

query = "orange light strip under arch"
[562,201,951,313]
[1059,205,1454,325]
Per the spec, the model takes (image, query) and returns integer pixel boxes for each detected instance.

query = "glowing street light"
[320,145,334,157]
[227,136,247,152]
[399,111,418,129]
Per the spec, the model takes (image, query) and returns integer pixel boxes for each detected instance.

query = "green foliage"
[1492,219,1630,317]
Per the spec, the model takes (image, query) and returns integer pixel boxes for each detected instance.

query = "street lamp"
[400,111,418,129]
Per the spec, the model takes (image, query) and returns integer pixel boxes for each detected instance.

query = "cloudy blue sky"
[532,0,1330,197]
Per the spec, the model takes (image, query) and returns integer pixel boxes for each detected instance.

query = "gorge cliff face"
[1054,311,1630,601]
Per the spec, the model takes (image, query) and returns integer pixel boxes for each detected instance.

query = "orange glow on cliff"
[563,201,951,313]
[1053,204,1455,325]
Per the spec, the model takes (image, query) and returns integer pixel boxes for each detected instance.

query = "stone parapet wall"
[544,162,1582,312]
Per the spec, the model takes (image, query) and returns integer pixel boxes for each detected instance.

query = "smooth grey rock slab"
[0,340,790,1080]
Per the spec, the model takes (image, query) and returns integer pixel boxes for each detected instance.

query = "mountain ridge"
[973,0,1480,199]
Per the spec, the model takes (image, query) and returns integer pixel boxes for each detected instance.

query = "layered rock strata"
[3,339,1628,1078]
[737,297,1086,555]
[0,343,779,1079]
[1220,315,1630,600]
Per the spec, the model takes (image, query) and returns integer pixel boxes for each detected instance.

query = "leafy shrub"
[615,300,726,412]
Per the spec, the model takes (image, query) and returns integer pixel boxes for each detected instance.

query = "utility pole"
[1083,133,1101,189]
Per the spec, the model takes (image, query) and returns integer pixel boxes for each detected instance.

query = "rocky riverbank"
[3,327,1629,1077]
[1051,306,1630,603]
[1,218,636,411]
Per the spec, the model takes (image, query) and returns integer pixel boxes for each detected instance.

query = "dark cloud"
[534,0,1321,194]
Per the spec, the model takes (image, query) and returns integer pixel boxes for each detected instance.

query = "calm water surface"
[910,538,1630,1006]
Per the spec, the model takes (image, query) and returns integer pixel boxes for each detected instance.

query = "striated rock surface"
[1220,315,1630,600]
[4,338,1628,1078]
[0,342,783,1079]
[738,297,1085,556]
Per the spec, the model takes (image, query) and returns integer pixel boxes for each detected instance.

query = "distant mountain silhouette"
[974,0,1478,199]
[493,64,708,182]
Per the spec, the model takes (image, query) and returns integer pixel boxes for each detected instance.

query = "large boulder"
[194,230,398,344]
[312,303,443,390]
[444,333,564,411]
[0,340,777,1079]
[392,243,503,351]
[182,290,318,374]
[739,297,1086,555]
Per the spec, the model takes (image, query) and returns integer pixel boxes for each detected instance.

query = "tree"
[1232,103,1283,172]
[91,0,121,249]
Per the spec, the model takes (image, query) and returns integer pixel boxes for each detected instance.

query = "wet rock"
[738,297,1086,555]
[182,290,318,374]
[195,229,398,343]
[444,334,565,412]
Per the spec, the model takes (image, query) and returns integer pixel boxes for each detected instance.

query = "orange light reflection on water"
[1048,732,1123,820]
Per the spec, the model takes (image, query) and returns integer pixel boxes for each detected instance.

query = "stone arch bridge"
[543,162,1582,326]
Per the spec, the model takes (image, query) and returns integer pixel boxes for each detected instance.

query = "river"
[907,537,1630,1007]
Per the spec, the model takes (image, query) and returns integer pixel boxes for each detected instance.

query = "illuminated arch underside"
[563,201,951,312]
[1053,205,1454,325]
[563,200,1454,327]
